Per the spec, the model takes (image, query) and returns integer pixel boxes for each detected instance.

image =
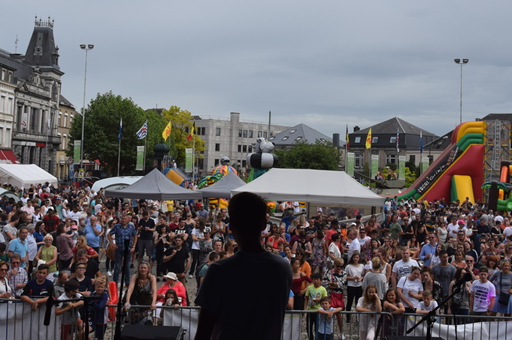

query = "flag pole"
[117,138,121,176]
[192,122,196,183]
[143,134,147,172]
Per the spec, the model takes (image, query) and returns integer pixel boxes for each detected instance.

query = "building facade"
[348,117,439,171]
[0,60,16,154]
[0,17,64,174]
[194,112,290,178]
[55,95,75,179]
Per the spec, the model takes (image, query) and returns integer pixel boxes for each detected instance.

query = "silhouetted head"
[228,192,267,242]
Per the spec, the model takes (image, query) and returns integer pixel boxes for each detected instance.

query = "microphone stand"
[406,283,464,340]
[114,239,131,340]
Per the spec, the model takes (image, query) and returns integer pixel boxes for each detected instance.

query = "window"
[1,70,5,81]
[372,137,378,143]
[295,136,302,141]
[282,136,289,141]
[215,159,220,166]
[248,145,252,152]
[239,129,242,137]
[58,115,61,127]
[8,72,13,83]
[390,137,397,143]
[290,129,296,134]
[428,155,434,164]
[200,127,206,135]
[243,130,248,138]
[0,96,4,113]
[386,154,397,165]
[355,136,361,143]
[258,131,262,138]
[269,136,275,141]
[216,127,221,136]
[409,155,416,164]
[242,160,247,167]
[263,132,268,139]
[7,98,12,115]
[238,145,242,152]
[215,143,220,151]
[243,145,247,152]
[0,128,3,146]
[63,115,67,128]
[355,153,364,168]
[30,108,36,133]
[249,130,253,138]
[198,158,204,169]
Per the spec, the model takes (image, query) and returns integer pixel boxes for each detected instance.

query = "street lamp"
[80,44,94,174]
[454,58,469,125]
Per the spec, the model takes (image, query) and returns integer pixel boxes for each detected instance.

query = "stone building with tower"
[0,17,65,174]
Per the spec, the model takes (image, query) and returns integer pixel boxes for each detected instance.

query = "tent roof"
[104,168,202,200]
[199,172,246,199]
[0,164,57,188]
[231,168,384,206]
[91,176,143,193]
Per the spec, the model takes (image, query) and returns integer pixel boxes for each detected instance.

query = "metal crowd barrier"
[3,298,510,340]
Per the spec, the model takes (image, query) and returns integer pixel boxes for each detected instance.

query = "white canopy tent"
[0,164,58,188]
[91,176,144,193]
[231,168,384,207]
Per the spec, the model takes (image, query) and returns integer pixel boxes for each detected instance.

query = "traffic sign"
[67,157,74,165]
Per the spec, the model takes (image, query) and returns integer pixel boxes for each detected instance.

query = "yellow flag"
[365,128,372,149]
[162,121,172,141]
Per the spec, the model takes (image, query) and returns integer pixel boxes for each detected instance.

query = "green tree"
[161,106,205,165]
[68,92,164,176]
[274,140,341,170]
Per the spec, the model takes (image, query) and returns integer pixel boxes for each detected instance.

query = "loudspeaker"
[120,325,184,340]
[386,337,444,340]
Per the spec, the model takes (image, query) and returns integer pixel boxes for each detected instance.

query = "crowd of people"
[1,182,512,339]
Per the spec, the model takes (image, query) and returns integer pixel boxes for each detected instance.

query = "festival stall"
[104,168,202,200]
[199,172,246,199]
[0,164,58,188]
[231,168,384,217]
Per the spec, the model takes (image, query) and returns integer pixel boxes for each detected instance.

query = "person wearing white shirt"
[357,229,371,247]
[347,229,361,261]
[392,248,419,289]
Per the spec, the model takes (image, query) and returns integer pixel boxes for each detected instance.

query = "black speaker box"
[386,337,444,340]
[120,325,184,340]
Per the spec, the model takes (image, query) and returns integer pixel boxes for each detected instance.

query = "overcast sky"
[2,1,512,139]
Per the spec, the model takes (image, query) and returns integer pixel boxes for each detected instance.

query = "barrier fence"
[1,299,511,340]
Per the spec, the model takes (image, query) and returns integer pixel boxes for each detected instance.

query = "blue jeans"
[114,249,131,285]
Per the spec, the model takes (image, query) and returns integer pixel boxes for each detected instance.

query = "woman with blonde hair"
[362,257,387,300]
[34,234,58,277]
[71,235,98,266]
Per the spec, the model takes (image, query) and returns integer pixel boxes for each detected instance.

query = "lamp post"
[454,58,469,125]
[80,44,94,173]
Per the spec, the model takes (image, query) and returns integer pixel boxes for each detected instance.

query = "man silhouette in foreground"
[195,192,292,340]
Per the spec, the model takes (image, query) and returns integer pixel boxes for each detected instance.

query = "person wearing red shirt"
[42,208,60,233]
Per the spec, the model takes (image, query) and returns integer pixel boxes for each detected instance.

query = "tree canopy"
[162,105,205,165]
[274,140,342,170]
[68,92,166,176]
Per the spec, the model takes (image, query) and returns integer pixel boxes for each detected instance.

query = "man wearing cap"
[470,266,496,320]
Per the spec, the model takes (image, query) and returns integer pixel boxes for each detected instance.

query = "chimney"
[333,133,340,147]
[353,126,360,132]
[230,112,240,123]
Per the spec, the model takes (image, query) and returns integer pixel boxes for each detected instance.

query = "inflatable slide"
[383,121,485,203]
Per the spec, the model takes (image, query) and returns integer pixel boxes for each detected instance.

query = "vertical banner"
[136,146,145,171]
[346,152,355,176]
[371,154,379,179]
[421,156,430,174]
[185,148,193,172]
[73,140,81,163]
[398,155,406,180]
